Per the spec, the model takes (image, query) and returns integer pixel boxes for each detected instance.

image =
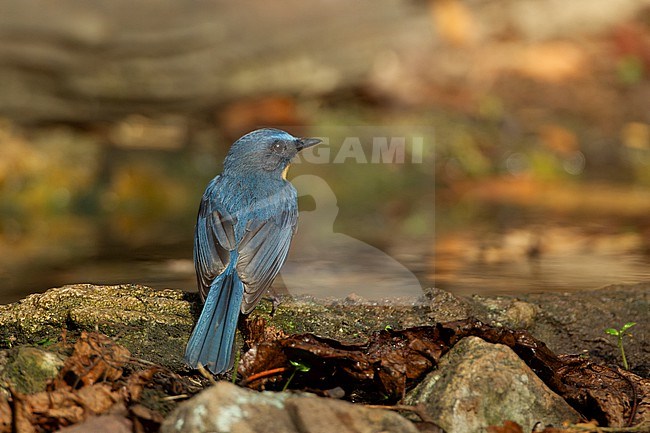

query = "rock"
[423,287,480,323]
[246,287,484,346]
[0,284,195,369]
[0,283,647,376]
[0,346,65,394]
[469,296,539,329]
[517,283,650,376]
[55,414,132,433]
[403,336,580,433]
[252,292,454,344]
[161,381,418,433]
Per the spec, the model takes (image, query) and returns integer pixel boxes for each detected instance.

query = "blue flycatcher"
[185,128,321,374]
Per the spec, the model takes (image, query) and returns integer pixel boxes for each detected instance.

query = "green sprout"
[232,349,241,384]
[283,360,311,391]
[605,322,636,370]
[36,337,54,347]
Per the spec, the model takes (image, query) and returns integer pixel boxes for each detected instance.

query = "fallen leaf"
[487,420,524,433]
[240,318,649,426]
[53,332,130,389]
[0,396,11,433]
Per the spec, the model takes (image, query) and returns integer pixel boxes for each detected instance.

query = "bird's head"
[223,128,321,179]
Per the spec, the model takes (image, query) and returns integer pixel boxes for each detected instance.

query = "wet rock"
[422,287,479,323]
[469,296,539,329]
[248,287,477,345]
[403,336,581,433]
[161,381,418,433]
[517,283,650,376]
[0,346,65,394]
[467,283,650,375]
[250,297,434,345]
[0,282,647,376]
[0,284,194,369]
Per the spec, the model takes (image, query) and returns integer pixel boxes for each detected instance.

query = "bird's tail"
[184,269,244,374]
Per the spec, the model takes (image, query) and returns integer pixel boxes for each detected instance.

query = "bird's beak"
[296,137,322,151]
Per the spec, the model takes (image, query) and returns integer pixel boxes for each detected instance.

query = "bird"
[184,128,321,374]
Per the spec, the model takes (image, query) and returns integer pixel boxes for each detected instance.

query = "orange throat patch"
[282,164,291,180]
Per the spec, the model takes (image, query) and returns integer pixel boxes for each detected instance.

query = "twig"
[239,367,288,386]
[197,364,218,386]
[612,368,639,427]
[565,421,650,432]
[159,394,189,402]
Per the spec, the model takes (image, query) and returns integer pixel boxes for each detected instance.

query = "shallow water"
[1,117,650,304]
[3,216,649,305]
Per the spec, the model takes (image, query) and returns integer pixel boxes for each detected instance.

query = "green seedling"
[36,337,54,347]
[232,349,241,384]
[605,322,636,370]
[283,360,311,391]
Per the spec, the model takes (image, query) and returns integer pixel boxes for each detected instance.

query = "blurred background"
[1,0,650,304]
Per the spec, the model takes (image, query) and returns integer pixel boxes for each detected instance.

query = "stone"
[0,0,433,122]
[1,283,647,377]
[55,414,132,433]
[1,346,65,394]
[518,283,650,376]
[0,284,195,369]
[161,381,418,433]
[470,296,538,329]
[403,336,580,433]
[422,287,478,323]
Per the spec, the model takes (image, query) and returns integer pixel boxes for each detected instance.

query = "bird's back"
[195,172,298,305]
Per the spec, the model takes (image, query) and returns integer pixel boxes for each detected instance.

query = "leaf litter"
[239,317,649,430]
[1,332,194,433]
[1,320,648,432]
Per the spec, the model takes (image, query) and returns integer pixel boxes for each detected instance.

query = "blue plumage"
[184,128,321,374]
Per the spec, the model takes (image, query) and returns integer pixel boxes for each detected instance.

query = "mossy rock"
[0,284,197,370]
[1,346,65,394]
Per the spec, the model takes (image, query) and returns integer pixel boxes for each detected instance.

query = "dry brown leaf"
[0,396,11,433]
[125,367,160,402]
[54,332,130,389]
[487,420,524,433]
[240,319,648,426]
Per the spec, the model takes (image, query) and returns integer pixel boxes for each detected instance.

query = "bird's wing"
[194,177,236,301]
[236,208,297,314]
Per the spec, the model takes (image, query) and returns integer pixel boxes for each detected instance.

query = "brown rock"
[403,336,581,433]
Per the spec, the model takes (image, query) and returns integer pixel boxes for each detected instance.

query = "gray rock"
[403,336,581,433]
[469,296,539,329]
[161,381,418,433]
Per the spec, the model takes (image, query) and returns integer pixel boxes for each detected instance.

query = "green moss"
[3,346,65,394]
[0,285,195,370]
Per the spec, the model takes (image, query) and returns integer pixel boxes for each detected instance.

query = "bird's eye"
[271,141,285,153]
